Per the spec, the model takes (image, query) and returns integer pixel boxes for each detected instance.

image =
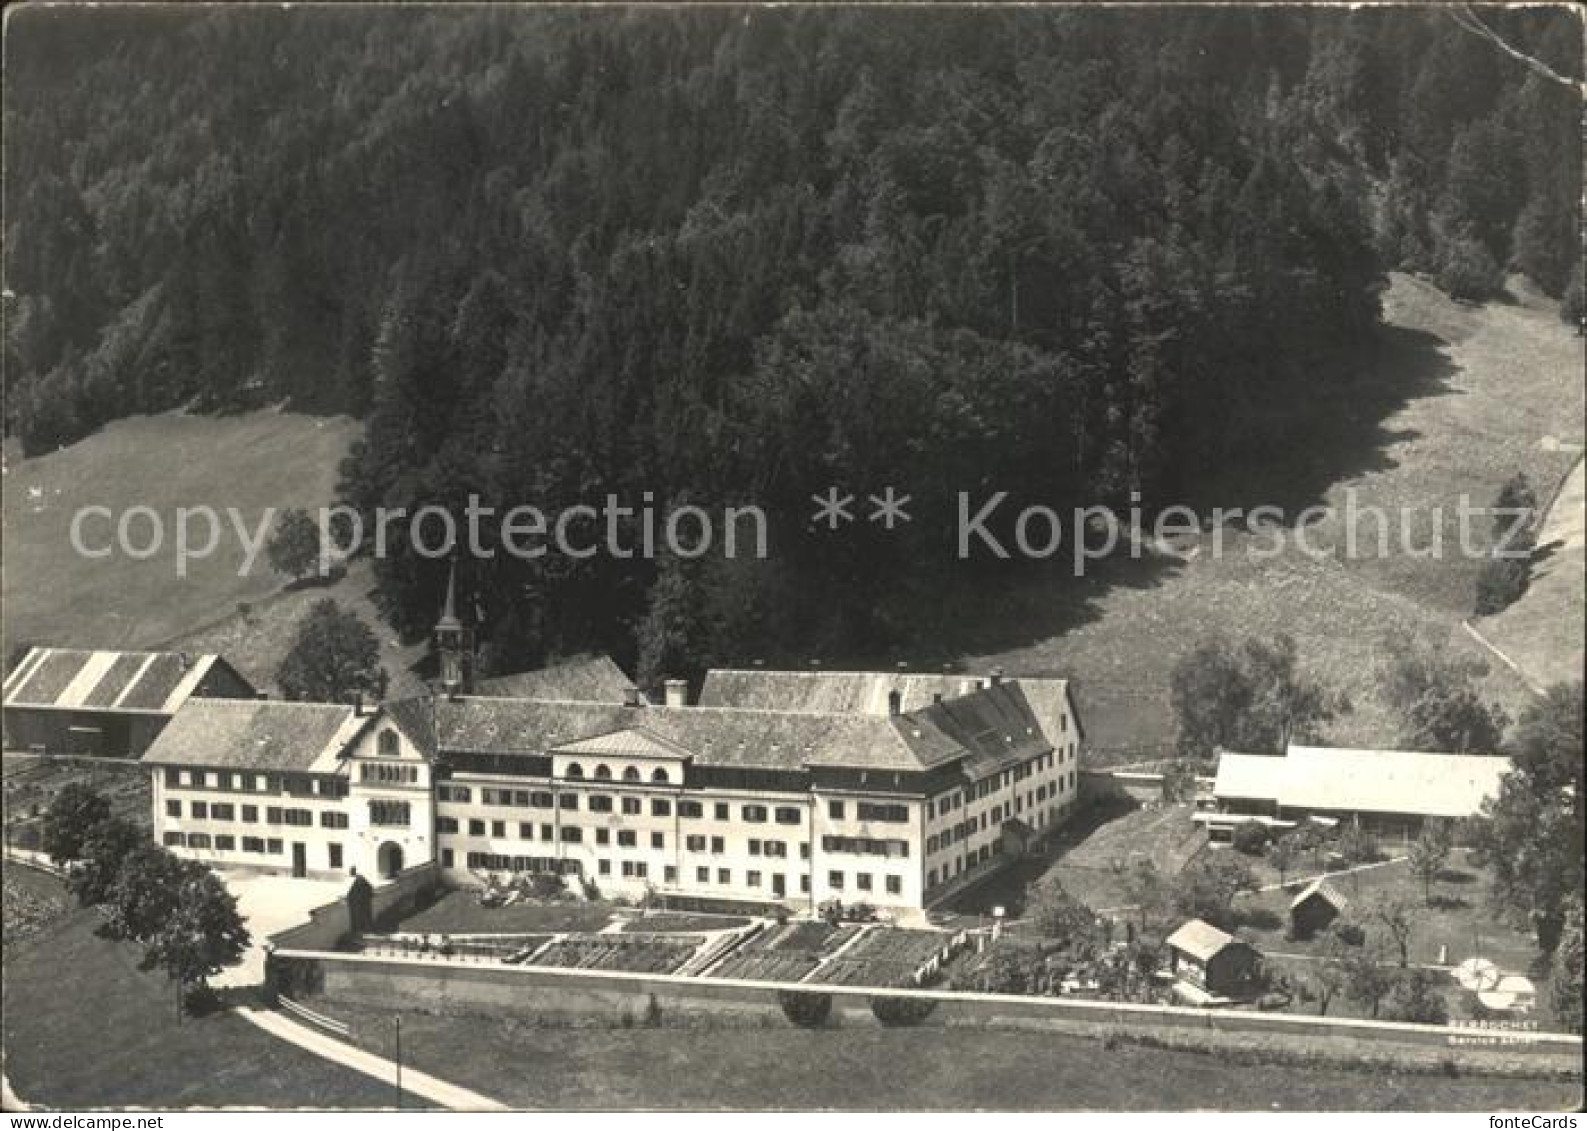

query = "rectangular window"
[519,822,534,839]
[857,802,909,823]
[678,800,703,819]
[650,832,664,849]
[800,876,810,893]
[696,866,709,883]
[212,803,235,821]
[749,839,762,856]
[714,802,729,820]
[166,800,181,818]
[165,769,180,787]
[856,873,873,892]
[242,836,265,854]
[191,801,209,819]
[886,876,902,895]
[441,849,454,868]
[686,835,707,852]
[188,833,212,849]
[664,865,676,884]
[267,838,284,854]
[622,797,642,815]
[560,826,582,843]
[746,870,761,888]
[741,804,767,823]
[241,804,258,823]
[651,799,671,817]
[828,871,844,890]
[469,819,486,836]
[596,828,611,845]
[329,844,343,869]
[266,806,282,825]
[617,830,636,848]
[774,806,801,825]
[491,820,506,838]
[711,836,725,854]
[530,791,555,809]
[437,784,472,803]
[369,800,411,828]
[598,859,612,876]
[558,794,578,811]
[437,816,459,834]
[541,823,554,840]
[588,794,614,813]
[717,868,731,885]
[163,831,184,847]
[828,800,845,819]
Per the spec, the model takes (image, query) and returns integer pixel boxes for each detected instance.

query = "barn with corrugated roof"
[2,646,254,757]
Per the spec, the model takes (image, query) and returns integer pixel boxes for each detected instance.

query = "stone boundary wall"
[268,863,439,952]
[275,947,1583,1054]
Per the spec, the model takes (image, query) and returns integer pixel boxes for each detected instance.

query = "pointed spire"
[436,559,462,631]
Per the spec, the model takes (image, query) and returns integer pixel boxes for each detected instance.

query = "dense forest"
[4,6,1581,681]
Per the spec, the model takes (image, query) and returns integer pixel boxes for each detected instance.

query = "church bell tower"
[435,561,474,697]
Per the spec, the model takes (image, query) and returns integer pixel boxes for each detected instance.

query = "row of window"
[369,800,411,827]
[565,763,673,784]
[821,835,910,858]
[442,851,904,899]
[164,800,348,828]
[361,763,420,785]
[163,767,348,797]
[439,788,803,825]
[164,832,348,869]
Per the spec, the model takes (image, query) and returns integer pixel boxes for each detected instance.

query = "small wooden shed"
[1165,919,1261,1000]
[1288,878,1348,940]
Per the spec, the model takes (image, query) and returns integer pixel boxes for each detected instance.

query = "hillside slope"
[1,410,424,694]
[962,273,1584,758]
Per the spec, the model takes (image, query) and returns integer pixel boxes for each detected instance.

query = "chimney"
[958,678,979,697]
[352,691,363,716]
[256,690,271,701]
[932,692,943,704]
[664,679,688,709]
[989,666,1004,687]
[622,686,641,709]
[178,651,191,672]
[887,689,902,716]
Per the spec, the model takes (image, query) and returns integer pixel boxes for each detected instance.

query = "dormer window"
[623,766,642,782]
[377,729,401,757]
[651,768,670,784]
[594,764,613,780]
[566,762,585,779]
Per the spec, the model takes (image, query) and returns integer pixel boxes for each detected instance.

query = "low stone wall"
[277,948,1583,1055]
[268,863,439,952]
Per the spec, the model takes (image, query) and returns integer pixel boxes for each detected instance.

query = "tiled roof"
[141,698,366,772]
[699,669,1083,747]
[1213,745,1513,820]
[429,681,1049,775]
[1166,918,1243,961]
[3,647,245,715]
[473,655,635,704]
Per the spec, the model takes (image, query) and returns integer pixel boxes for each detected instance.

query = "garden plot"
[706,920,861,982]
[806,927,960,988]
[529,934,704,975]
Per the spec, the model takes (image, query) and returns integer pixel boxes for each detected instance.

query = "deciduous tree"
[276,598,387,703]
[41,783,111,864]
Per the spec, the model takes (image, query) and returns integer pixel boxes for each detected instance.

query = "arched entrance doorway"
[377,841,404,880]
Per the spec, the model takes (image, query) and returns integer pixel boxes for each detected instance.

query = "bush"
[1474,555,1530,615]
[869,994,938,1027]
[1332,921,1366,947]
[1436,237,1502,302]
[777,989,833,1028]
[1232,821,1269,856]
[530,872,567,900]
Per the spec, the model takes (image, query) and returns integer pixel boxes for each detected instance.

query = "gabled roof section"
[699,668,1083,749]
[3,647,249,715]
[1166,918,1247,961]
[551,726,694,761]
[141,698,364,773]
[473,654,636,704]
[1290,878,1349,914]
[886,682,1051,777]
